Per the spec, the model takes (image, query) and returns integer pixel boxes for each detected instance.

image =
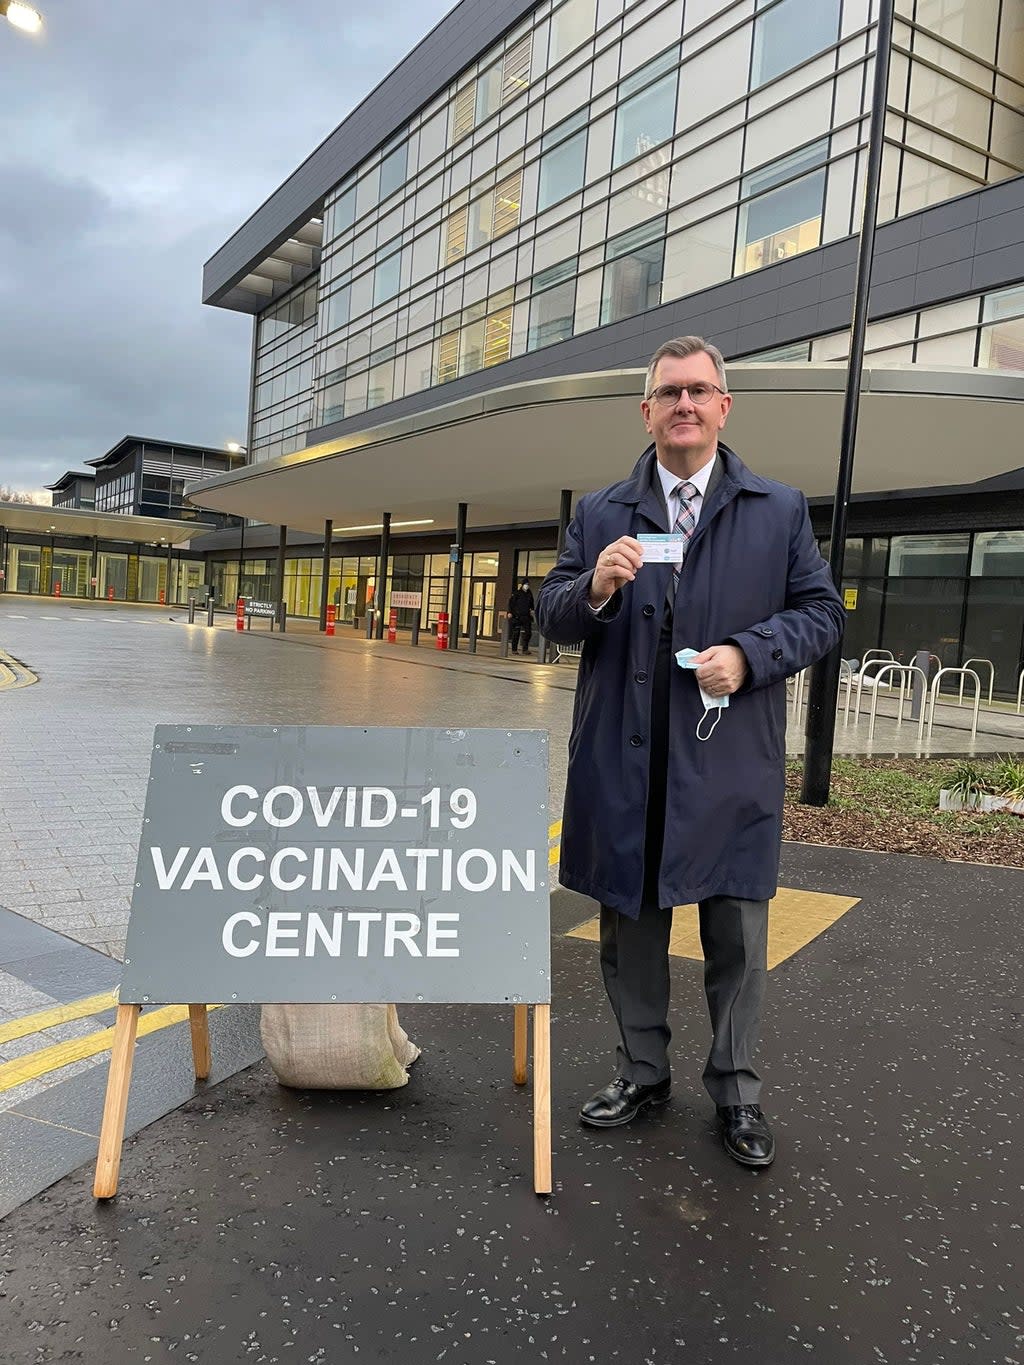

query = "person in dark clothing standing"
[537,336,844,1168]
[507,580,535,654]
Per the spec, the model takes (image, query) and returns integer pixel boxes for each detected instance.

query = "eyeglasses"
[646,382,726,406]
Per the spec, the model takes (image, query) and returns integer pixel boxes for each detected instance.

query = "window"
[332,186,356,238]
[979,285,1024,370]
[538,111,588,211]
[451,84,476,143]
[483,304,513,367]
[492,170,523,238]
[379,142,407,200]
[736,139,828,275]
[550,0,596,65]
[751,0,840,88]
[445,205,469,264]
[436,328,461,383]
[889,533,970,577]
[528,259,577,350]
[502,34,532,103]
[373,253,402,306]
[613,51,679,169]
[601,218,665,324]
[450,35,532,146]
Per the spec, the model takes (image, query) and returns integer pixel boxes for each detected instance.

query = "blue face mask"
[675,647,728,741]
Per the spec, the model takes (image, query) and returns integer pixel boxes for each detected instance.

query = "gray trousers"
[599,897,768,1105]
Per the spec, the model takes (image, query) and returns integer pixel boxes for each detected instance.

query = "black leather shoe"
[717,1104,775,1167]
[579,1076,671,1127]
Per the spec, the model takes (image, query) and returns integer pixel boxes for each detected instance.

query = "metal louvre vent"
[502,35,532,104]
[445,205,469,264]
[483,306,513,368]
[451,83,476,143]
[492,171,522,238]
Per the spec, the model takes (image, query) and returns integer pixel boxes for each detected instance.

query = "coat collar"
[607,442,772,513]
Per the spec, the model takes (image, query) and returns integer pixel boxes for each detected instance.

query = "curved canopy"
[186,364,1024,536]
[0,502,215,546]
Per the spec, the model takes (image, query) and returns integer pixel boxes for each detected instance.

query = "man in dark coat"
[537,336,844,1167]
[507,580,535,654]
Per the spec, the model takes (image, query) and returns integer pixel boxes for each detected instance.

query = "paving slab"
[0,847,1021,1364]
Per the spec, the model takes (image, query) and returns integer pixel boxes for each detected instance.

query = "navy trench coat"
[537,443,845,918]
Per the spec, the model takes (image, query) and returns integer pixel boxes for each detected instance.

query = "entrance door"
[466,579,496,637]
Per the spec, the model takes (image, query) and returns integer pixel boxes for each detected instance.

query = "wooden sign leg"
[188,1004,211,1080]
[532,1004,552,1196]
[93,1003,142,1200]
[513,1003,528,1085]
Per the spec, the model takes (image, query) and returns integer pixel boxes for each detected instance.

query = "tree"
[0,486,51,505]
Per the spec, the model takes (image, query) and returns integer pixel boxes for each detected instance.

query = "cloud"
[0,0,455,492]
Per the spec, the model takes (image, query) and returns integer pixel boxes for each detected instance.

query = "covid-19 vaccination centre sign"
[119,725,551,1006]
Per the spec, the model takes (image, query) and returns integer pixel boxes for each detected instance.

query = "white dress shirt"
[589,450,719,612]
[655,450,717,533]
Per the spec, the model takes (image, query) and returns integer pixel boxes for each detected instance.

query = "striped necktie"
[671,481,699,596]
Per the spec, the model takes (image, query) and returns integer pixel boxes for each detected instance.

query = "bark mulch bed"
[782,757,1024,869]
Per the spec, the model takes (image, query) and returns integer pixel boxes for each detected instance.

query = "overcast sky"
[0,0,455,496]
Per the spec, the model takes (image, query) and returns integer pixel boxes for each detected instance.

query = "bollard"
[278,601,287,634]
[107,585,115,600]
[207,598,215,627]
[235,598,245,632]
[53,581,62,597]
[188,600,196,625]
[365,610,375,639]
[436,611,449,651]
[500,615,510,658]
[410,611,421,647]
[468,615,479,654]
[536,633,547,664]
[326,604,336,637]
[387,606,397,644]
[158,589,165,605]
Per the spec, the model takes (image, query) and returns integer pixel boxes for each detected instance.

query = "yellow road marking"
[547,819,562,839]
[0,991,118,1045]
[567,888,860,970]
[0,1003,222,1092]
[0,646,38,689]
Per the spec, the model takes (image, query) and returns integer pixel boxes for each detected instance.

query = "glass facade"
[738,283,1024,372]
[819,529,1024,697]
[237,0,1023,461]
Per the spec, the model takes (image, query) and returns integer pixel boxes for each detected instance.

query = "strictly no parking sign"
[119,725,551,1006]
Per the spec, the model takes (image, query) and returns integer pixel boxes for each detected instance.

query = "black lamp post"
[801,0,896,806]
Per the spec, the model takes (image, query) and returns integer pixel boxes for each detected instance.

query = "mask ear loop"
[696,707,723,742]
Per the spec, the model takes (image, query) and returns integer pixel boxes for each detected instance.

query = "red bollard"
[107,585,115,601]
[436,611,449,651]
[53,581,61,597]
[387,607,397,644]
[235,597,246,632]
[326,603,336,637]
[158,589,165,605]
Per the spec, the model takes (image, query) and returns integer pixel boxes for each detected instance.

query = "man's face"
[641,352,732,466]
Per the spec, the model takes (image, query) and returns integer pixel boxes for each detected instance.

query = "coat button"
[634,670,648,684]
[629,734,644,747]
[642,603,655,618]
[759,626,775,636]
[772,648,783,660]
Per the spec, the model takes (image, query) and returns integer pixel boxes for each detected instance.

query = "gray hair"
[645,336,728,397]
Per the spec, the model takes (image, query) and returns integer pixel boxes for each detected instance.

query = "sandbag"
[260,1003,420,1090]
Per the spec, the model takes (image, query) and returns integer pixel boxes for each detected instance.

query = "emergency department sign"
[119,725,551,1006]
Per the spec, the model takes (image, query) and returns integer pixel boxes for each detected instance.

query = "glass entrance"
[465,578,497,637]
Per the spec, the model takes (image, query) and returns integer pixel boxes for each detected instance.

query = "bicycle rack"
[867,664,929,744]
[960,657,995,706]
[928,667,981,742]
[852,656,899,725]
